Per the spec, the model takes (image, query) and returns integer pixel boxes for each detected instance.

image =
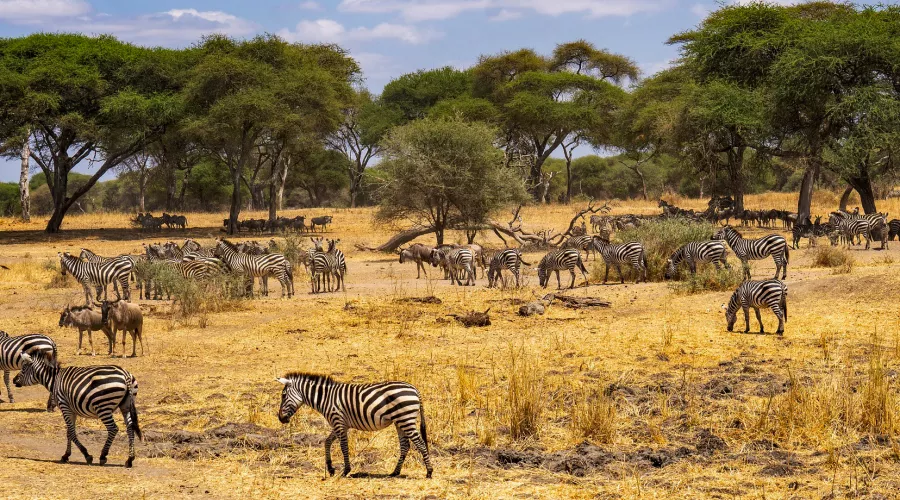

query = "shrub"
[506,348,543,440]
[669,266,744,295]
[811,246,854,274]
[44,258,74,289]
[571,387,617,443]
[148,263,246,326]
[617,218,718,282]
[273,234,308,269]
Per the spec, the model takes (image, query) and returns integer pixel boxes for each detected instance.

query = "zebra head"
[723,301,738,332]
[276,377,304,424]
[310,237,324,252]
[536,264,548,287]
[57,252,70,276]
[13,351,55,389]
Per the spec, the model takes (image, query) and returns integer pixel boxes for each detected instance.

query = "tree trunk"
[847,175,877,214]
[164,167,176,211]
[796,160,820,224]
[633,167,648,200]
[19,136,30,222]
[138,168,146,213]
[838,185,853,212]
[228,166,242,235]
[564,157,572,204]
[435,226,444,246]
[177,168,190,210]
[278,165,288,210]
[728,147,746,214]
[349,160,362,208]
[354,225,437,252]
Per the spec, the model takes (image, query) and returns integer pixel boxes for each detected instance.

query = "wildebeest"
[399,243,435,279]
[310,215,333,232]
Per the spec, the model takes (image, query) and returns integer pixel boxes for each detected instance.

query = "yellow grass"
[0,193,899,499]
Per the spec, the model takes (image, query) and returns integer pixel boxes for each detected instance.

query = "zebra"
[723,279,787,335]
[308,249,337,293]
[562,235,595,261]
[79,248,129,298]
[888,219,900,241]
[591,237,648,284]
[486,249,530,288]
[14,351,142,467]
[276,373,432,478]
[0,332,57,410]
[537,248,588,289]
[430,247,475,286]
[664,240,729,280]
[59,252,133,305]
[213,239,293,298]
[327,239,347,292]
[712,226,788,280]
[182,239,215,258]
[829,213,872,249]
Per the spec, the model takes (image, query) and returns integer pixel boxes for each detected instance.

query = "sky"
[0,0,796,182]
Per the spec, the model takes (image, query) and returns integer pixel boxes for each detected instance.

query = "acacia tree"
[375,117,527,245]
[0,34,182,232]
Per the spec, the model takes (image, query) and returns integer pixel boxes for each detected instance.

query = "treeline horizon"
[0,1,897,232]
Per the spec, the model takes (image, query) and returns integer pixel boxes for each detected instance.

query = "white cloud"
[279,18,440,44]
[299,1,321,10]
[0,0,89,22]
[338,0,669,21]
[489,9,522,21]
[639,58,676,76]
[690,3,709,17]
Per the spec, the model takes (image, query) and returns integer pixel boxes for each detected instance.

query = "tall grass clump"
[571,386,617,443]
[811,246,855,274]
[669,266,744,295]
[618,218,717,282]
[150,264,246,326]
[505,347,544,441]
[43,258,74,289]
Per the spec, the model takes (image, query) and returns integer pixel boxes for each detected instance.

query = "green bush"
[146,262,246,326]
[617,218,718,282]
[668,266,744,295]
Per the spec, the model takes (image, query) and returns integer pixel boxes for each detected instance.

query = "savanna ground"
[1,192,899,499]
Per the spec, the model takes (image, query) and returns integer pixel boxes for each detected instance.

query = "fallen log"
[448,308,491,327]
[542,293,611,309]
[355,226,436,252]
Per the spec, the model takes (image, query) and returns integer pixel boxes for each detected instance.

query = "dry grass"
[812,246,856,274]
[0,193,899,498]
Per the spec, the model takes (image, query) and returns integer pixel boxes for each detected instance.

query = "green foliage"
[618,218,718,282]
[669,266,744,295]
[146,262,246,327]
[381,67,473,121]
[375,116,528,242]
[0,182,19,216]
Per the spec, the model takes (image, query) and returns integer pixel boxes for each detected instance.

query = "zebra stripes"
[213,239,293,298]
[14,351,142,467]
[79,248,128,298]
[665,240,730,279]
[724,279,787,335]
[326,239,347,292]
[430,248,476,286]
[591,237,648,284]
[0,333,57,409]
[487,249,530,288]
[309,249,339,293]
[889,219,900,241]
[712,226,788,280]
[59,252,133,305]
[829,213,872,249]
[537,248,588,289]
[276,373,432,478]
[562,235,595,261]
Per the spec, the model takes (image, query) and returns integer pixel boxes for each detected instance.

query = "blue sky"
[0,0,787,182]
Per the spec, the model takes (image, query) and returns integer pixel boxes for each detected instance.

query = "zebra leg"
[775,308,785,335]
[742,261,751,280]
[61,407,92,464]
[617,264,624,284]
[514,269,520,288]
[556,270,562,289]
[754,307,765,334]
[338,428,352,476]
[407,430,433,478]
[603,263,610,284]
[120,403,136,468]
[3,371,11,403]
[390,425,410,477]
[323,429,337,476]
[742,306,750,333]
[98,412,119,465]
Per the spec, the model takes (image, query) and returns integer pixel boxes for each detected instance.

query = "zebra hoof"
[125,458,134,468]
[341,467,351,477]
[59,455,69,464]
[99,456,107,465]
[326,467,335,477]
[84,455,93,465]
[426,470,433,479]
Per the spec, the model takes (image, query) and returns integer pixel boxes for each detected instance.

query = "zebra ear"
[20,353,32,363]
[276,377,290,386]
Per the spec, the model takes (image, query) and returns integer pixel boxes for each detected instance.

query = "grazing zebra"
[14,351,142,467]
[591,237,648,284]
[430,247,475,286]
[712,226,788,280]
[486,249,530,288]
[59,252,133,305]
[213,239,293,298]
[664,240,729,280]
[723,279,787,335]
[537,248,588,289]
[563,235,595,261]
[276,373,432,478]
[0,332,57,409]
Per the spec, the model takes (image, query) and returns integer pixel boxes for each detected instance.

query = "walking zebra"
[430,247,475,286]
[486,249,530,288]
[59,252,133,305]
[213,239,293,298]
[562,235,595,261]
[0,332,57,409]
[664,240,730,279]
[712,226,788,280]
[276,373,433,478]
[591,237,648,284]
[723,279,787,335]
[537,248,588,289]
[14,351,142,467]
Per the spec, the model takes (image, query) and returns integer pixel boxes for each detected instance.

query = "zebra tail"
[576,255,588,274]
[518,254,531,266]
[784,245,790,264]
[782,286,788,322]
[129,396,143,441]
[420,403,429,454]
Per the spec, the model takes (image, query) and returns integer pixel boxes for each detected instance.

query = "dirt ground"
[1,193,899,499]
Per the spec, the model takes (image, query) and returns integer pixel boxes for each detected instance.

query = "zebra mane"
[725,226,742,238]
[219,239,238,250]
[285,372,337,385]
